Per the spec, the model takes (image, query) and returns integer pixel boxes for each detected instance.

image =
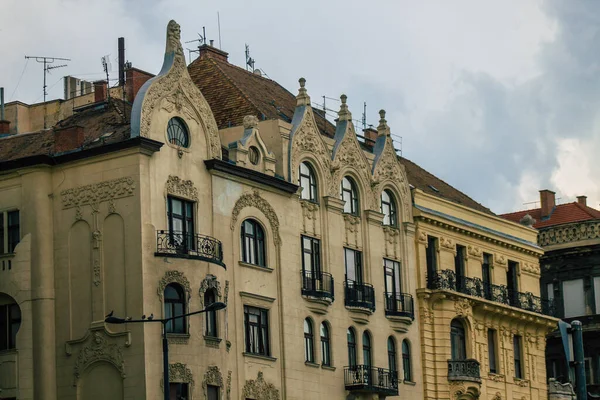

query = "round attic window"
[167,117,190,148]
[249,146,260,165]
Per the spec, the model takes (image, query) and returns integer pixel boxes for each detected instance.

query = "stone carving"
[539,220,600,246]
[199,274,222,307]
[166,175,199,201]
[521,262,540,275]
[227,370,232,400]
[420,307,433,324]
[242,371,280,400]
[417,229,427,244]
[492,392,502,400]
[514,377,529,387]
[244,115,259,129]
[300,200,319,234]
[440,236,454,250]
[230,189,281,245]
[467,245,482,259]
[93,259,101,287]
[383,226,400,259]
[203,366,223,398]
[343,213,361,245]
[108,199,116,214]
[157,270,191,301]
[75,206,83,221]
[162,89,200,125]
[224,280,230,305]
[455,298,472,317]
[170,362,194,384]
[488,373,504,382]
[547,378,576,399]
[73,331,125,385]
[520,214,535,227]
[61,177,135,209]
[494,254,506,266]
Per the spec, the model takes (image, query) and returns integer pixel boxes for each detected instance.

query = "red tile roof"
[500,202,600,229]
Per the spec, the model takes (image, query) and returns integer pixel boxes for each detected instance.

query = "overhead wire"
[10,58,29,101]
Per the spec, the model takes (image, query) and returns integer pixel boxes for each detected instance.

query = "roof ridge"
[499,208,540,217]
[572,201,600,216]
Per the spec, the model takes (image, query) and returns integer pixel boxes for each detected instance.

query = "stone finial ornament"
[338,94,352,121]
[520,214,536,228]
[296,77,310,106]
[243,115,259,130]
[377,109,390,136]
[166,20,184,57]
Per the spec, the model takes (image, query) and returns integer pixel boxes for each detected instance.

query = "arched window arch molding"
[230,189,281,246]
[157,270,191,302]
[198,274,222,308]
[337,168,370,214]
[378,183,407,226]
[294,155,329,195]
[202,366,223,400]
[450,316,476,359]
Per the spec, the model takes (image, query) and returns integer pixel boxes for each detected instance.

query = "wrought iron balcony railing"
[301,270,334,302]
[344,365,399,396]
[427,269,557,317]
[384,292,415,320]
[448,359,481,383]
[156,230,225,267]
[344,280,376,312]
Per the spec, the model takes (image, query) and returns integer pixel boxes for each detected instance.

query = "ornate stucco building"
[0,20,557,400]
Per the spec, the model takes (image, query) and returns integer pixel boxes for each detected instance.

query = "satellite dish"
[253,69,262,77]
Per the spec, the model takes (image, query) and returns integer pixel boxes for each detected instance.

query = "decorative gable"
[228,115,276,176]
[372,110,412,220]
[130,20,222,160]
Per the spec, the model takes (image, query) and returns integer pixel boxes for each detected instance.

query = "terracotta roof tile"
[500,202,600,228]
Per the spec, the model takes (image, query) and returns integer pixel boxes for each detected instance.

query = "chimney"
[54,125,85,153]
[540,189,556,218]
[0,120,10,134]
[0,87,9,134]
[363,128,377,148]
[118,37,125,87]
[94,80,107,103]
[125,67,154,102]
[198,44,229,62]
[577,195,587,207]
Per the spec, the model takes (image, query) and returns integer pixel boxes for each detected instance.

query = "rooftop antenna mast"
[25,55,70,129]
[101,55,112,101]
[245,44,255,71]
[362,101,367,130]
[217,12,222,49]
[185,27,207,62]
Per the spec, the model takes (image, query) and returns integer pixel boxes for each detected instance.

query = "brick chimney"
[577,195,587,207]
[363,128,377,148]
[54,125,84,153]
[0,120,10,134]
[198,44,229,62]
[540,189,556,218]
[94,80,107,103]
[125,67,154,102]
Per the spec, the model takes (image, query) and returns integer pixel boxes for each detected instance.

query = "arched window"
[450,319,467,360]
[0,294,21,351]
[321,322,331,366]
[363,331,372,367]
[340,176,359,216]
[167,117,190,148]
[381,190,398,227]
[164,284,186,334]
[347,328,357,367]
[402,339,412,382]
[388,337,397,373]
[299,162,318,202]
[304,318,315,363]
[205,289,218,337]
[241,219,266,267]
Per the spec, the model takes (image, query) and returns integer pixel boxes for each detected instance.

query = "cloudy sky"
[1,0,598,214]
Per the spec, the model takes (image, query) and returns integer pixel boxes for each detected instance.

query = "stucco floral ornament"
[230,189,281,245]
[73,331,125,386]
[242,371,280,400]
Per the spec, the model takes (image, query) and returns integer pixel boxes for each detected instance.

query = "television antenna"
[185,27,207,61]
[245,44,255,71]
[101,55,112,100]
[25,55,70,129]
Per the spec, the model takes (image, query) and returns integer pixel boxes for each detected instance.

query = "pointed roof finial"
[377,109,390,136]
[296,77,310,106]
[338,94,352,121]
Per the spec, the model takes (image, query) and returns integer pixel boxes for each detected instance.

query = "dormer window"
[381,190,397,227]
[249,146,260,165]
[167,117,190,148]
[340,176,359,216]
[299,162,318,202]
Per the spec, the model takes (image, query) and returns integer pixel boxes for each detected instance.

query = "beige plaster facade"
[0,20,424,400]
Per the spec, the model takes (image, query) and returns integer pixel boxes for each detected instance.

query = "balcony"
[427,269,557,317]
[448,359,481,383]
[384,292,415,319]
[344,281,376,312]
[344,365,399,397]
[301,270,334,302]
[155,230,225,268]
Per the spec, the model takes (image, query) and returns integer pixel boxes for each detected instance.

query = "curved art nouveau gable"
[130,20,222,160]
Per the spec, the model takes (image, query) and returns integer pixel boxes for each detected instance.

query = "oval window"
[167,117,190,148]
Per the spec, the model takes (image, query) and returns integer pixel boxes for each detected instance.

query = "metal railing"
[344,280,376,312]
[301,270,334,302]
[344,365,399,396]
[384,292,415,320]
[428,269,557,317]
[448,359,481,382]
[156,230,225,267]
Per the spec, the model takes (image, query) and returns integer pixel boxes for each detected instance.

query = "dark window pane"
[7,211,19,253]
[402,340,411,381]
[241,220,266,266]
[207,385,219,400]
[514,335,523,378]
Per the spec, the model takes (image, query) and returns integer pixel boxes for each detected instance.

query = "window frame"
[450,319,467,361]
[362,331,372,367]
[340,176,359,216]
[0,302,21,351]
[347,327,357,367]
[321,322,331,367]
[204,289,218,338]
[482,253,492,299]
[426,236,438,287]
[0,210,20,254]
[169,382,189,400]
[381,189,398,227]
[514,334,523,379]
[167,196,195,252]
[301,236,321,277]
[164,283,187,334]
[241,219,266,267]
[344,247,363,285]
[388,337,397,373]
[384,258,402,295]
[402,339,412,382]
[167,117,190,148]
[299,161,318,203]
[488,329,498,373]
[207,384,220,400]
[244,305,270,356]
[304,318,315,363]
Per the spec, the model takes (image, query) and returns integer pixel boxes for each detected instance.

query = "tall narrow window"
[207,384,220,400]
[299,162,318,202]
[362,331,372,367]
[482,253,492,300]
[321,322,331,367]
[387,337,397,373]
[347,328,357,367]
[507,261,519,306]
[426,236,438,288]
[304,318,315,363]
[402,340,412,382]
[0,301,21,351]
[514,335,523,379]
[488,329,497,373]
[169,382,189,400]
[244,306,269,356]
[167,196,194,251]
[345,248,363,285]
[455,245,466,291]
[450,319,467,360]
[0,210,20,254]
[341,176,359,216]
[164,284,186,334]
[302,236,321,280]
[241,219,266,267]
[205,289,218,337]
[381,190,397,227]
[384,259,402,312]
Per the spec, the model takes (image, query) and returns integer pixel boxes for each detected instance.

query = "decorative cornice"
[539,220,600,247]
[204,159,298,194]
[61,177,135,209]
